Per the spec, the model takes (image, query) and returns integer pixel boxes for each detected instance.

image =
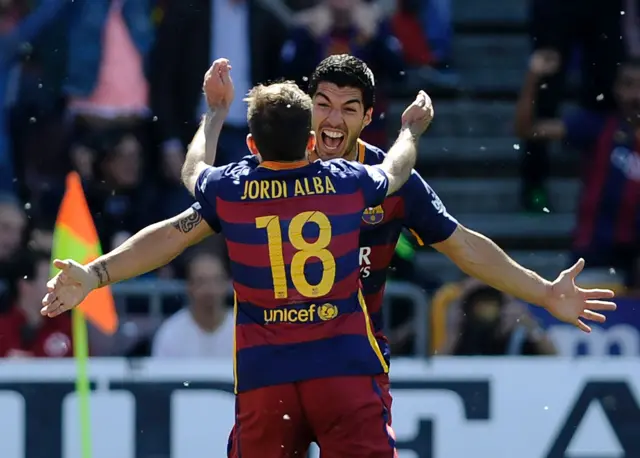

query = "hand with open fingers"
[40,259,98,318]
[203,58,234,111]
[543,258,617,333]
[401,90,434,137]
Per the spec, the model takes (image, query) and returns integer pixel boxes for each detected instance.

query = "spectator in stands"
[65,0,154,179]
[0,249,73,358]
[515,51,640,286]
[391,0,458,89]
[151,0,288,166]
[387,233,442,355]
[28,222,53,253]
[0,0,69,195]
[65,0,153,122]
[85,130,158,253]
[623,0,640,59]
[440,280,556,356]
[281,0,404,147]
[152,251,234,358]
[0,193,25,262]
[517,0,624,212]
[420,0,452,65]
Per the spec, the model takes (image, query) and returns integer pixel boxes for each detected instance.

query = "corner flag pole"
[51,172,119,458]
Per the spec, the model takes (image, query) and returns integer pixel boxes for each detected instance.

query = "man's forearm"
[85,206,214,288]
[85,222,186,287]
[182,109,227,192]
[439,227,552,307]
[514,72,541,138]
[380,127,419,195]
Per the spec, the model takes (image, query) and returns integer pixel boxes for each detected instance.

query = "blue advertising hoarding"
[529,298,640,356]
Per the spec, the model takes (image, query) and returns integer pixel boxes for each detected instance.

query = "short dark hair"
[462,286,505,315]
[245,82,312,162]
[308,54,376,111]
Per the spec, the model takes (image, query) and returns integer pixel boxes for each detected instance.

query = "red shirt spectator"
[0,249,73,358]
[0,306,72,357]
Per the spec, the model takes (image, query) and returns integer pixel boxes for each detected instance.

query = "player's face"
[615,65,640,122]
[312,82,372,161]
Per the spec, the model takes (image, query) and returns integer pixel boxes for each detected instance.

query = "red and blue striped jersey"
[354,140,459,361]
[193,156,390,392]
[563,110,640,251]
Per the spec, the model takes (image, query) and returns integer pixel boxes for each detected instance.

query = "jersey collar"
[259,159,310,170]
[357,139,366,163]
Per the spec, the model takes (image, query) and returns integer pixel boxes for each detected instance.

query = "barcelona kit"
[563,110,640,278]
[355,140,459,363]
[193,155,398,457]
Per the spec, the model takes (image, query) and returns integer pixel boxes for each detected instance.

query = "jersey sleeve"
[562,109,607,152]
[191,166,224,233]
[342,161,389,207]
[403,171,458,246]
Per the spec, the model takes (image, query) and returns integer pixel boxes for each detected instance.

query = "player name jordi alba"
[241,177,337,200]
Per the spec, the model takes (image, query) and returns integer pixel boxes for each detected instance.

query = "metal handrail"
[111,280,431,358]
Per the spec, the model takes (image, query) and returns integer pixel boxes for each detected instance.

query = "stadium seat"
[429,282,462,354]
[576,268,627,295]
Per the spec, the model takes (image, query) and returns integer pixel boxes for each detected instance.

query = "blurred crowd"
[0,0,638,360]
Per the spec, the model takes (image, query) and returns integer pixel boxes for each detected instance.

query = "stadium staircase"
[387,0,580,283]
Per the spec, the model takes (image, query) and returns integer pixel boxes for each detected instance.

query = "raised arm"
[377,91,433,195]
[41,208,213,317]
[182,58,234,194]
[514,49,567,140]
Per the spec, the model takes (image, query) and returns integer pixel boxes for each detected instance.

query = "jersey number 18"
[255,211,336,299]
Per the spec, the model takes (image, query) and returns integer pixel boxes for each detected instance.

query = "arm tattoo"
[90,261,111,287]
[171,211,203,234]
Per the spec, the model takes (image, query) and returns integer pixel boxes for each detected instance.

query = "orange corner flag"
[51,172,118,334]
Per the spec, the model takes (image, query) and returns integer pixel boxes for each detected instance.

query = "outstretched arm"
[86,208,212,287]
[41,208,213,317]
[377,91,433,195]
[434,225,552,305]
[433,225,616,332]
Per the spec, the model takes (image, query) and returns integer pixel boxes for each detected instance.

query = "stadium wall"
[1,358,638,458]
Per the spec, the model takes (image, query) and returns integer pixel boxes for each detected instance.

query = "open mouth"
[320,129,345,152]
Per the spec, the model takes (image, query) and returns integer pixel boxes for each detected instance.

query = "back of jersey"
[193,157,389,392]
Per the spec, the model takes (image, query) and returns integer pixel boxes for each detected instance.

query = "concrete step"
[415,249,569,284]
[453,0,527,27]
[413,137,579,178]
[416,136,570,161]
[456,212,575,240]
[429,178,581,214]
[452,34,529,93]
[386,100,517,137]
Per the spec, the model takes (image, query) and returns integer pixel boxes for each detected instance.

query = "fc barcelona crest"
[363,205,384,225]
